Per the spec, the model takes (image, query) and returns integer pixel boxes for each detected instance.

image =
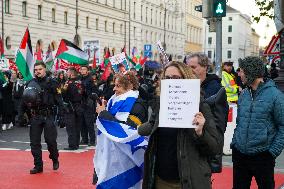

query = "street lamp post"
[74,0,79,46]
[163,7,167,51]
[2,0,4,53]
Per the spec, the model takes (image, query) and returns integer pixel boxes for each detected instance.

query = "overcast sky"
[227,0,276,47]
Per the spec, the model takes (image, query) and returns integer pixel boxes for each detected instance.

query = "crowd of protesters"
[0,54,283,189]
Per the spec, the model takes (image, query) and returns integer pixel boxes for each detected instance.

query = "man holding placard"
[139,61,221,189]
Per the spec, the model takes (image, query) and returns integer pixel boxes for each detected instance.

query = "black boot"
[30,167,43,174]
[53,160,59,170]
[93,169,98,185]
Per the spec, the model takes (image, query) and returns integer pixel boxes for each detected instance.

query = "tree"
[252,0,274,23]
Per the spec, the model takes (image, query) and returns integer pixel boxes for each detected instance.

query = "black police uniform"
[80,74,97,145]
[62,78,83,150]
[20,76,62,173]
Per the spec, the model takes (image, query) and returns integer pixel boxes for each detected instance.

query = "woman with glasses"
[93,71,148,188]
[139,61,221,189]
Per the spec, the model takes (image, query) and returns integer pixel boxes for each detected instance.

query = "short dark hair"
[68,67,78,77]
[80,65,90,70]
[34,61,46,68]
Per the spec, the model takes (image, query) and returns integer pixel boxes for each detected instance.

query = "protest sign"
[159,79,200,128]
[109,52,129,73]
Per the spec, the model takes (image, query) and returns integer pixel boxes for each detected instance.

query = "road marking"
[0,148,20,151]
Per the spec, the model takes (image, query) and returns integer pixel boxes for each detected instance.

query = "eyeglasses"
[114,84,121,88]
[164,75,182,79]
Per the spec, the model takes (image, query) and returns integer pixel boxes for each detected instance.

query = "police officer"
[80,65,97,146]
[62,67,83,150]
[20,62,62,174]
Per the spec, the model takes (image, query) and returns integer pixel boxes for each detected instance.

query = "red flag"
[59,59,69,70]
[101,63,111,81]
[139,56,147,66]
[9,60,18,71]
[0,36,4,56]
[121,45,126,53]
[92,49,97,68]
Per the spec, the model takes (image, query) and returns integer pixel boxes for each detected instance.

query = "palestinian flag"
[55,39,88,65]
[15,28,34,81]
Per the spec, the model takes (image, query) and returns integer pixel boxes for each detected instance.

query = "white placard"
[159,79,200,128]
[109,52,129,73]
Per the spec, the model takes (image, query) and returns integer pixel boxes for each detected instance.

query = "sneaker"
[7,122,13,130]
[2,124,7,131]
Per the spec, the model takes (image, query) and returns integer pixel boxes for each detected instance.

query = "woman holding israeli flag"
[139,61,222,189]
[94,71,148,189]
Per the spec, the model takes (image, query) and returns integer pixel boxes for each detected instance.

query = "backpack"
[204,87,229,173]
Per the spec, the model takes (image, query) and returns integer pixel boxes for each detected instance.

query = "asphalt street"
[1,125,284,173]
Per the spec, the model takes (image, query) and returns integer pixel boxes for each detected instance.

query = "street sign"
[144,44,152,52]
[144,44,152,58]
[264,34,280,56]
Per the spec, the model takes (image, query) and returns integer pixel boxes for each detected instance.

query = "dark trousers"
[80,110,96,144]
[232,147,275,189]
[65,112,81,148]
[30,114,59,168]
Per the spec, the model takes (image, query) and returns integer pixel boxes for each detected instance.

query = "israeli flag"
[94,90,148,189]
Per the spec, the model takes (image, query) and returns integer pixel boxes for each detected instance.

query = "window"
[160,12,162,26]
[113,0,115,7]
[120,24,123,34]
[96,18,99,30]
[228,37,232,44]
[229,17,232,21]
[208,37,212,45]
[133,2,136,19]
[105,21,108,32]
[227,50,232,58]
[141,5,143,21]
[105,0,107,5]
[86,16,89,28]
[134,27,136,39]
[208,51,212,58]
[155,10,157,25]
[22,1,27,17]
[5,36,11,50]
[228,25,232,32]
[113,22,115,33]
[64,11,68,24]
[145,30,148,42]
[38,5,42,20]
[52,8,56,22]
[121,0,123,9]
[146,7,148,23]
[151,9,152,24]
[5,0,10,13]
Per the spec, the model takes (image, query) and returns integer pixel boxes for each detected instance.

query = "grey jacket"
[140,97,222,189]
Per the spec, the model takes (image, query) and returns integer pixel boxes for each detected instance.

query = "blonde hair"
[162,61,195,79]
[155,61,196,96]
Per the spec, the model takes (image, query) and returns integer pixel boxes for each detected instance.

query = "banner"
[83,40,100,66]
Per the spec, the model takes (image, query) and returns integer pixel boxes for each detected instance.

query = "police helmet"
[22,87,41,107]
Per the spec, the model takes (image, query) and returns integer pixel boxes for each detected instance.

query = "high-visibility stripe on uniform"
[221,71,238,102]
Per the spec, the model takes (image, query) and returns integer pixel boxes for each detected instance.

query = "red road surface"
[0,150,283,189]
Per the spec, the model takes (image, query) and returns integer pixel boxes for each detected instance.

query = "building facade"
[185,0,203,54]
[203,6,260,68]
[0,0,186,61]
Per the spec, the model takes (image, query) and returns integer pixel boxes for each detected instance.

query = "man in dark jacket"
[80,65,97,146]
[187,53,228,173]
[231,56,284,189]
[19,62,62,174]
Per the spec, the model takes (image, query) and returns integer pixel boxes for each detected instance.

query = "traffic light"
[212,0,226,17]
